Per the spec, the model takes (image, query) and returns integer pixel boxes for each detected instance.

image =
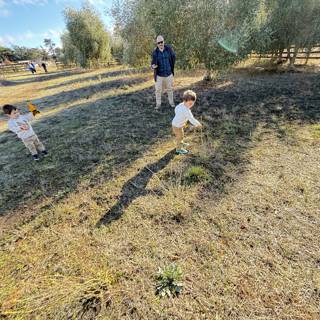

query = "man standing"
[41,62,48,73]
[151,35,176,110]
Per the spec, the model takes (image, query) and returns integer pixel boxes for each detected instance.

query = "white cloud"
[0,0,54,20]
[88,0,107,5]
[12,0,48,5]
[0,35,17,46]
[55,0,111,7]
[24,30,35,40]
[0,29,62,47]
[44,29,61,38]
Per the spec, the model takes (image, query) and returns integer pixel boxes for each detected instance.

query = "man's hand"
[151,64,158,69]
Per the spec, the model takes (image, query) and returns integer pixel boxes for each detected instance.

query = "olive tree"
[64,3,111,67]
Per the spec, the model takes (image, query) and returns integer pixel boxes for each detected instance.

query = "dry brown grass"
[0,65,319,319]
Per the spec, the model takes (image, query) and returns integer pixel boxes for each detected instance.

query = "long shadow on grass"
[0,71,319,220]
[0,81,174,216]
[22,75,150,112]
[8,69,85,85]
[96,149,175,227]
[93,72,320,227]
[45,68,149,90]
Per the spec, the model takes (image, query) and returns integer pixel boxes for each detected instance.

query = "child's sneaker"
[33,154,40,161]
[41,150,48,157]
[176,148,189,155]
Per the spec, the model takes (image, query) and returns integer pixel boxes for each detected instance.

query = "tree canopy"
[111,0,320,71]
[63,3,111,67]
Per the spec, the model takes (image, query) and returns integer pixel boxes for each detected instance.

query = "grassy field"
[0,64,319,319]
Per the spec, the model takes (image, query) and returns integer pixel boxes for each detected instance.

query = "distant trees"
[111,0,320,72]
[110,32,124,63]
[62,3,111,67]
[0,40,62,63]
[10,46,44,61]
[0,46,16,62]
[43,38,62,60]
[43,39,56,56]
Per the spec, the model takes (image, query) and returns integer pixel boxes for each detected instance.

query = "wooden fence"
[0,61,78,76]
[0,59,120,76]
[0,62,27,74]
[55,61,77,70]
[251,45,320,62]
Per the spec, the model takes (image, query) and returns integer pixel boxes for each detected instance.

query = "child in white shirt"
[3,104,47,161]
[172,90,202,154]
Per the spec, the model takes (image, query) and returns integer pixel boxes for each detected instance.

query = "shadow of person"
[96,149,176,227]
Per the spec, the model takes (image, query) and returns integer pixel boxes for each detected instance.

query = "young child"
[172,90,202,155]
[3,104,48,161]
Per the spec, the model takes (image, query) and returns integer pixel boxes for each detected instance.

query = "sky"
[0,0,113,48]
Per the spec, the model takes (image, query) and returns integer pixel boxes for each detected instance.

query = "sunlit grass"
[0,65,319,319]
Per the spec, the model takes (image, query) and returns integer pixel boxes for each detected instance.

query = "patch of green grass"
[183,165,211,185]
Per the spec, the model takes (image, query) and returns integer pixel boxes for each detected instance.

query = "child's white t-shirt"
[8,113,35,140]
[172,103,201,128]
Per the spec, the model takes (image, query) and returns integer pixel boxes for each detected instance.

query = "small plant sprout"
[155,263,183,298]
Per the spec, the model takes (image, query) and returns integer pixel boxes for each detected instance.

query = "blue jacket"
[151,44,176,81]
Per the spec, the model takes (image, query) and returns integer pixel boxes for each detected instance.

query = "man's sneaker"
[170,104,175,108]
[155,104,161,110]
[176,148,189,155]
[41,150,49,157]
[33,154,40,161]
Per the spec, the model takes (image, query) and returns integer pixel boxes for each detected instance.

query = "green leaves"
[111,0,320,70]
[63,4,111,68]
[155,264,183,298]
[183,166,212,185]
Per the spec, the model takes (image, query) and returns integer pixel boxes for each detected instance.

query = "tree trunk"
[289,46,298,68]
[286,46,291,62]
[304,46,312,65]
[203,70,214,81]
[276,48,284,64]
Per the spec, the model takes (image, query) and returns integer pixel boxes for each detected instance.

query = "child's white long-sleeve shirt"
[8,112,36,140]
[172,103,201,128]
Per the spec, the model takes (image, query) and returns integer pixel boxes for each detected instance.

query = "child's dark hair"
[183,90,197,102]
[3,104,17,115]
